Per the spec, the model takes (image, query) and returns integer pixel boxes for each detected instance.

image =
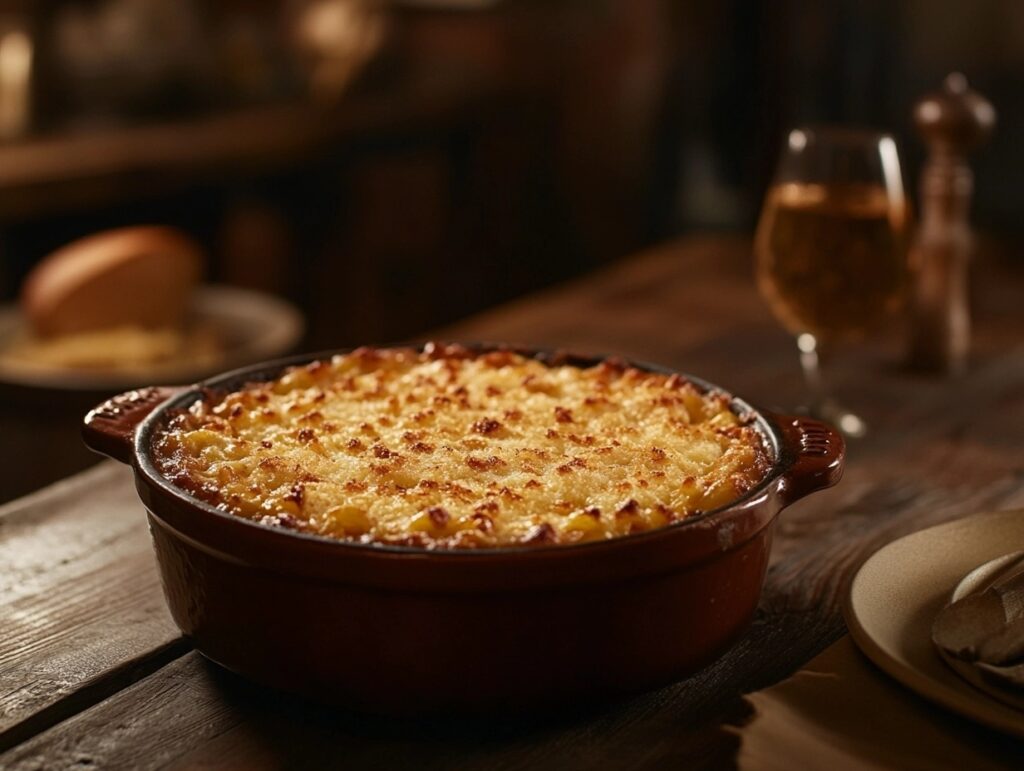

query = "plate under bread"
[0,285,304,392]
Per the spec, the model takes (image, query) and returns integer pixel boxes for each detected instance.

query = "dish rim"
[128,342,801,559]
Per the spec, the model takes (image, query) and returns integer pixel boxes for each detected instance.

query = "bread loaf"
[21,226,203,337]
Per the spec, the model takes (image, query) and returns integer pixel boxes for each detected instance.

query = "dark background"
[0,0,1018,347]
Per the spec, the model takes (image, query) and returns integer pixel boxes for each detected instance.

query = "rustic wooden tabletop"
[2,235,1023,769]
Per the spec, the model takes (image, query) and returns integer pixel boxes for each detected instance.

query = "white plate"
[844,509,1024,737]
[0,285,304,392]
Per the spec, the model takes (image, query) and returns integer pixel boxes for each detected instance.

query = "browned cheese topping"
[154,345,770,548]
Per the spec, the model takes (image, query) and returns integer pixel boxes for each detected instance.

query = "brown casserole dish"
[82,344,844,713]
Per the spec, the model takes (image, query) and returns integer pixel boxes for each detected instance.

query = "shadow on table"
[187,655,747,769]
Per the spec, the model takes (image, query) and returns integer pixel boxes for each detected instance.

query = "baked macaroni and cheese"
[154,345,770,548]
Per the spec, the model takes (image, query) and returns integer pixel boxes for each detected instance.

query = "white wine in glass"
[755,128,909,436]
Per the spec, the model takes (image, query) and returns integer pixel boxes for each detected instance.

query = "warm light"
[0,29,31,139]
[293,0,385,100]
[840,413,867,437]
[878,136,904,207]
[918,102,941,123]
[788,129,808,152]
[298,0,362,51]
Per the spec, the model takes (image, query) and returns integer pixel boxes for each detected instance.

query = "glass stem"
[797,333,826,413]
[795,332,867,437]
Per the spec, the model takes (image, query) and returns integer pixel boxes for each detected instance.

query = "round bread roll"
[21,226,204,337]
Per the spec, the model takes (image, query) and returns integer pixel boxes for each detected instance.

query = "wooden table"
[2,235,1023,768]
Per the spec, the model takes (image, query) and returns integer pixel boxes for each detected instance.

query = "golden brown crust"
[153,345,771,549]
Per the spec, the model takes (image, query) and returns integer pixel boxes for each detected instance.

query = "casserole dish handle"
[83,386,186,464]
[775,414,845,504]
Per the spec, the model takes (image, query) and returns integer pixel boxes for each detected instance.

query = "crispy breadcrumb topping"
[154,345,770,548]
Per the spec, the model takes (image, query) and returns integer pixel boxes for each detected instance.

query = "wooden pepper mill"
[907,73,995,374]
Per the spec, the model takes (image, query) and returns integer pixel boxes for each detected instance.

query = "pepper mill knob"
[906,74,995,374]
[913,73,996,154]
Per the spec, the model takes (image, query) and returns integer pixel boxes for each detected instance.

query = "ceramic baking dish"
[83,345,844,713]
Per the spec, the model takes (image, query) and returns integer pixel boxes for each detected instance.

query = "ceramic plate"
[844,509,1024,737]
[0,285,304,392]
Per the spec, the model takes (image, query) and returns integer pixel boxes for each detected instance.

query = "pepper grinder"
[907,73,995,374]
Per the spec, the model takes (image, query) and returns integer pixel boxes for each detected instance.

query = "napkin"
[932,551,1024,707]
[730,636,1024,770]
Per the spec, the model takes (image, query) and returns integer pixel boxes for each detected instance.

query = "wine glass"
[755,127,908,437]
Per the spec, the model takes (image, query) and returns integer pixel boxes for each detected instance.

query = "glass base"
[796,332,867,437]
[799,398,867,438]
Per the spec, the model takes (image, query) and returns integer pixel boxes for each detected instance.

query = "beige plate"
[0,285,304,392]
[844,509,1024,737]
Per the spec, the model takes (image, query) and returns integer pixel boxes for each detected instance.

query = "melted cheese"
[154,345,770,548]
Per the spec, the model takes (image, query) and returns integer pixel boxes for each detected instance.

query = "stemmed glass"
[754,127,908,437]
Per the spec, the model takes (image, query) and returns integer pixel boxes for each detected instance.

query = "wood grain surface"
[1,235,1022,769]
[0,463,186,754]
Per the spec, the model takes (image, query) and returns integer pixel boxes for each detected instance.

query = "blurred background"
[0,0,1020,500]
[0,0,1020,347]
